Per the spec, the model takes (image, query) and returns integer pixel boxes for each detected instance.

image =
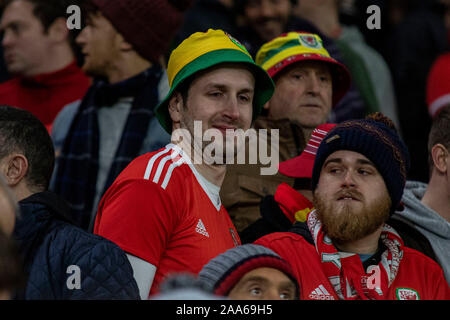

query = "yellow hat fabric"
[156,29,275,133]
[256,31,351,107]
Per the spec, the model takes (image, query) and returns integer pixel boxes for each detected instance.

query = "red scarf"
[274,183,314,223]
[307,210,404,300]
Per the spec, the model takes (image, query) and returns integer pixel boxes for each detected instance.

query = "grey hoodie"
[394,181,450,284]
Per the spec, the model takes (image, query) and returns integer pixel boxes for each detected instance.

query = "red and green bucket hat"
[155,29,275,133]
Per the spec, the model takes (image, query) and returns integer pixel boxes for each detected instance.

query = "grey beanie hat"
[198,244,298,297]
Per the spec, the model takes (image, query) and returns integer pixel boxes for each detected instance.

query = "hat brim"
[266,54,351,107]
[156,49,275,133]
[278,153,314,178]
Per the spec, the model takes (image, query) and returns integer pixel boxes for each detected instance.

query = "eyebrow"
[323,157,376,168]
[206,83,254,94]
[238,276,296,291]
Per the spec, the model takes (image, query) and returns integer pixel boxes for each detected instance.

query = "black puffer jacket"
[13,192,139,300]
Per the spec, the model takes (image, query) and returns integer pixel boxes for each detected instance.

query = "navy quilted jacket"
[13,192,140,300]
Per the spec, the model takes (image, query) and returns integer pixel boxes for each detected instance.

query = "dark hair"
[0,106,55,192]
[428,105,450,174]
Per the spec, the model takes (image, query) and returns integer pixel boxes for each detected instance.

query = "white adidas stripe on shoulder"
[143,147,171,180]
[143,145,185,190]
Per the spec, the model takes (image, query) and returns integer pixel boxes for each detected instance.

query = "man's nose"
[259,0,275,17]
[2,29,13,48]
[305,73,320,95]
[341,170,357,188]
[75,27,87,46]
[223,97,240,121]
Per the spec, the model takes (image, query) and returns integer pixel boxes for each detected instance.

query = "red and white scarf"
[307,210,404,300]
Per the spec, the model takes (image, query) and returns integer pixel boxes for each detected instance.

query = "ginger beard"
[313,187,391,244]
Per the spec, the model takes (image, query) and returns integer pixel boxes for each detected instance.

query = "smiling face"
[169,64,255,163]
[313,150,391,243]
[227,267,297,300]
[266,60,333,130]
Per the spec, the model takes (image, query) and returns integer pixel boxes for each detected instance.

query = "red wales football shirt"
[94,144,240,296]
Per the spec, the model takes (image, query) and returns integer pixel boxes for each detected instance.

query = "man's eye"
[280,291,293,300]
[209,91,222,97]
[358,168,371,175]
[238,94,251,103]
[249,287,262,296]
[328,167,341,174]
[292,73,304,80]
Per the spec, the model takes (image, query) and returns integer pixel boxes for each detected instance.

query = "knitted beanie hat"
[311,113,410,214]
[91,0,193,63]
[427,53,450,118]
[198,244,299,297]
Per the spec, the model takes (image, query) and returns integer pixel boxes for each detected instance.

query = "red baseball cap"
[278,123,336,178]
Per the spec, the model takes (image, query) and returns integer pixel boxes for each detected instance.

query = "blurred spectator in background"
[50,0,192,231]
[174,0,238,47]
[0,105,139,300]
[294,0,400,129]
[427,53,450,119]
[0,0,90,131]
[384,0,449,182]
[198,244,299,300]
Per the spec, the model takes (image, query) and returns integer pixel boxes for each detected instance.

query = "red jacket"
[255,232,450,300]
[0,61,90,131]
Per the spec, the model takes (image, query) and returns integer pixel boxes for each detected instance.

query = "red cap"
[278,123,336,178]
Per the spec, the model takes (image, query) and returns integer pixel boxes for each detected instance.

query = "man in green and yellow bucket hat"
[94,29,274,298]
[155,28,274,134]
[220,31,351,234]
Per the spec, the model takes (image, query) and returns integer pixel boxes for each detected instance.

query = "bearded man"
[255,113,450,300]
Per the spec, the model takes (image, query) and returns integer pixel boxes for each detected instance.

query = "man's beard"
[313,189,391,244]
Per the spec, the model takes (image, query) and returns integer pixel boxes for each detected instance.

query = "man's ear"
[1,154,28,187]
[116,32,133,52]
[120,39,133,52]
[168,92,184,126]
[431,144,448,174]
[47,17,69,43]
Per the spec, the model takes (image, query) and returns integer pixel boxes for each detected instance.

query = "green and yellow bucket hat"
[155,29,275,133]
[256,31,351,107]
